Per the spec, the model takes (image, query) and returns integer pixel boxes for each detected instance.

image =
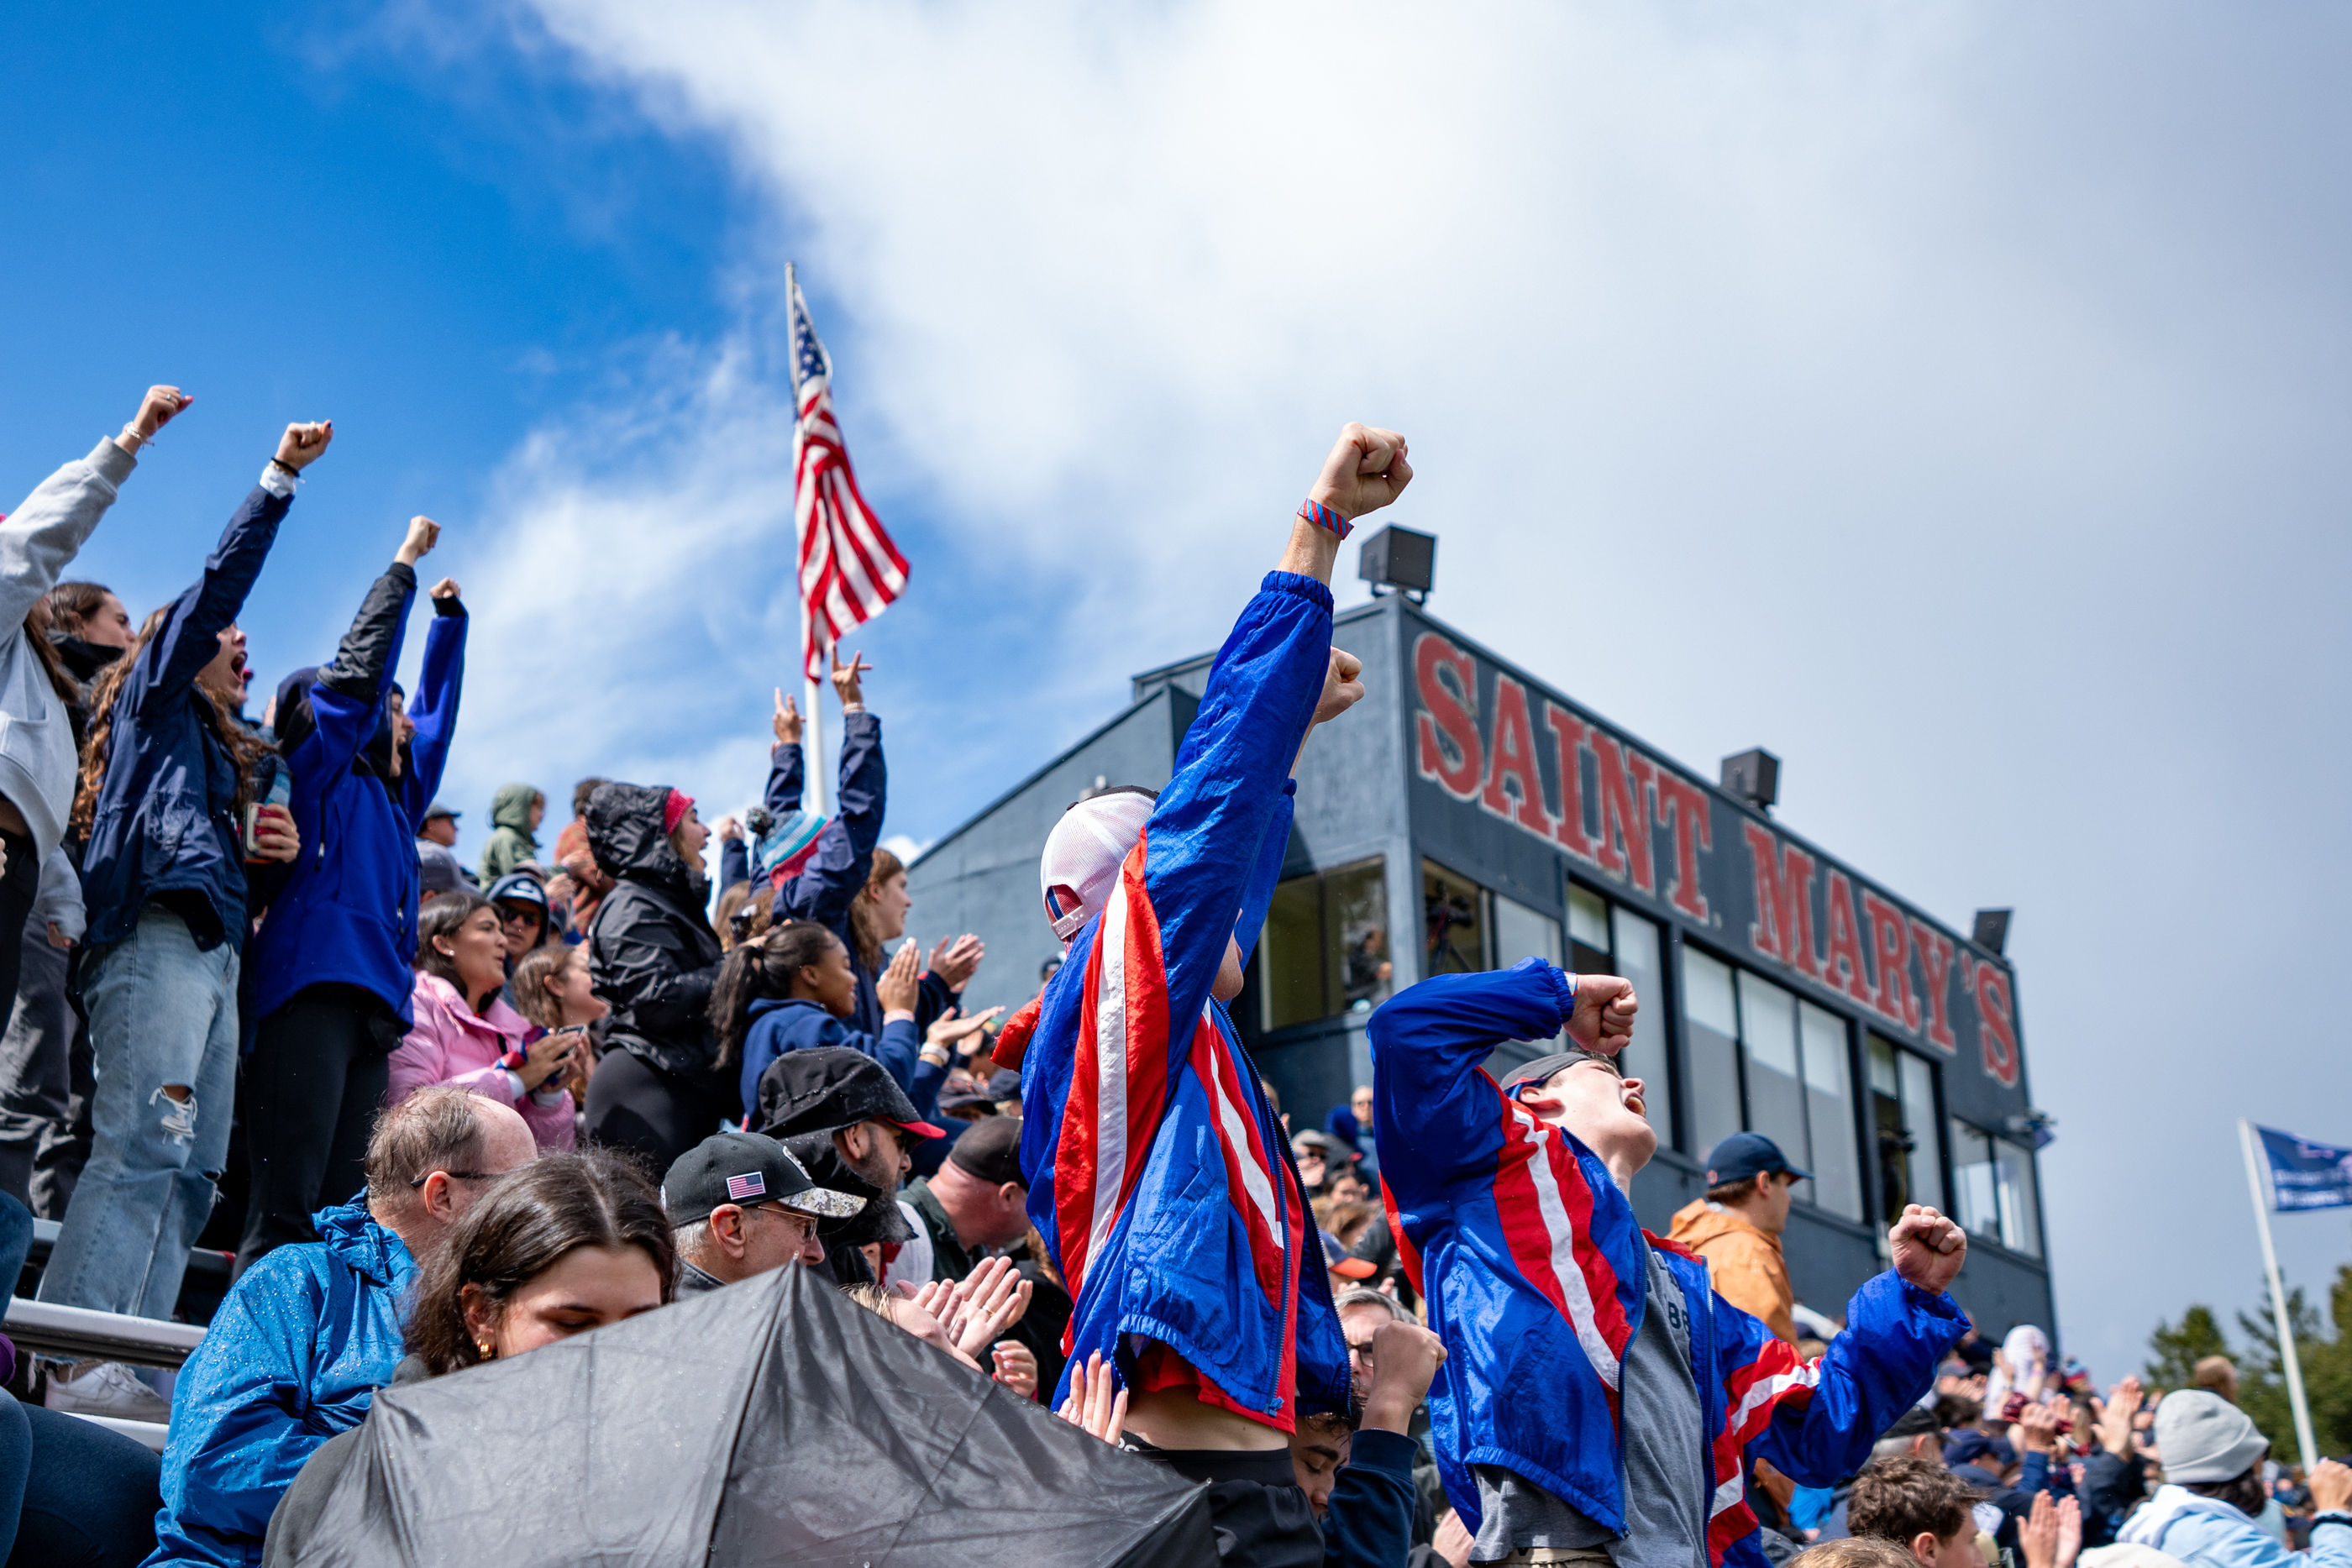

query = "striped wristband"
[1298,497,1352,540]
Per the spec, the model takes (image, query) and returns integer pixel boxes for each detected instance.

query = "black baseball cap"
[1704,1131,1812,1186]
[661,1130,864,1225]
[947,1114,1026,1188]
[755,1047,947,1141]
[986,1067,1022,1103]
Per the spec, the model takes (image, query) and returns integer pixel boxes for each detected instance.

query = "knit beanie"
[664,789,694,835]
[2153,1390,2269,1483]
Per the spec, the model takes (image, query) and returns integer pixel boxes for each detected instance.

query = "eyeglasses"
[409,1170,496,1188]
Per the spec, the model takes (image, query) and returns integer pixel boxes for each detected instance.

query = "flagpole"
[787,261,827,815]
[2239,1118,2318,1471]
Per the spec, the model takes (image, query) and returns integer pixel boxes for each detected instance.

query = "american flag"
[789,267,909,680]
[726,1171,767,1201]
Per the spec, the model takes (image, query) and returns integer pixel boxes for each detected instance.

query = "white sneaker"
[44,1361,171,1423]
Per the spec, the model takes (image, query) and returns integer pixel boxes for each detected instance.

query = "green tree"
[2232,1267,2352,1465]
[2147,1303,2234,1390]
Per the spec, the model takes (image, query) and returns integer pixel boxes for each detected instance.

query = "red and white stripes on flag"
[788,266,909,680]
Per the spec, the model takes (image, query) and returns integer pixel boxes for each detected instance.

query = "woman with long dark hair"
[39,418,328,1394]
[579,781,729,1174]
[390,894,578,1151]
[710,920,995,1127]
[260,1150,672,1562]
[236,517,470,1271]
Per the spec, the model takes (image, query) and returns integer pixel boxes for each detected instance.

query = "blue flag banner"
[2255,1125,2352,1212]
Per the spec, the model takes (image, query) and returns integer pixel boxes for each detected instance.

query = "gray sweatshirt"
[0,437,137,853]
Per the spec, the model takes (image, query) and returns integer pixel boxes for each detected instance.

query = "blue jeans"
[37,907,239,1321]
[0,1388,161,1565]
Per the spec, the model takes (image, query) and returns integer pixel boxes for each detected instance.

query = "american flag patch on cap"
[727,1172,767,1201]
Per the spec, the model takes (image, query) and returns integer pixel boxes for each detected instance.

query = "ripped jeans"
[37,906,239,1322]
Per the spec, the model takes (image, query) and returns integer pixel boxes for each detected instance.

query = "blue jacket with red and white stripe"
[1369,959,1968,1565]
[1017,569,1352,1427]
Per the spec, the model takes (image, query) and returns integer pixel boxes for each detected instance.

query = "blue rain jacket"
[1019,570,1351,1429]
[143,1197,416,1567]
[244,564,466,1026]
[1368,959,1969,1563]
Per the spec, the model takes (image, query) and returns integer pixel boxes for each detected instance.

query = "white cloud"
[403,1,2352,1379]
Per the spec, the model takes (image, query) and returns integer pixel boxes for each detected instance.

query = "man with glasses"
[753,1046,948,1285]
[149,1087,538,1567]
[664,1129,865,1294]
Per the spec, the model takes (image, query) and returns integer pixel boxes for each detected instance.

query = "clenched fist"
[276,421,333,472]
[1889,1204,1967,1295]
[396,516,440,566]
[1566,974,1637,1054]
[1309,423,1412,521]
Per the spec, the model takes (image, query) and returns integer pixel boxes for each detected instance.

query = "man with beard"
[753,1046,944,1283]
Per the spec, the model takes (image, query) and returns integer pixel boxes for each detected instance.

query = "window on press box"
[1421,860,1489,978]
[1567,882,1674,1151]
[1260,857,1394,1033]
[1868,1036,1944,1222]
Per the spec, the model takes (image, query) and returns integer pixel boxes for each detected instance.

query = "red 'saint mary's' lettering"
[1412,630,2013,1081]
[1413,634,1481,800]
[1974,960,2021,1088]
[1908,918,1959,1054]
[1544,702,1599,863]
[1481,674,1555,836]
[1860,889,1918,1031]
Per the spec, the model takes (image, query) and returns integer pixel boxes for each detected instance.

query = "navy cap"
[1704,1131,1811,1186]
[986,1067,1022,1103]
[423,800,461,821]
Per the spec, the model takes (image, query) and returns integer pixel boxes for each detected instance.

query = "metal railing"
[4,1297,204,1370]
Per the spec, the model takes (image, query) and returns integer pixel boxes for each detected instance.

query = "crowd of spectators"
[0,401,2337,1567]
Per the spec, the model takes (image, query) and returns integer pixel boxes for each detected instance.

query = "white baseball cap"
[1038,789,1155,941]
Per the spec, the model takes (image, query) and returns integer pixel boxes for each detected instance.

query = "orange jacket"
[1667,1199,1798,1344]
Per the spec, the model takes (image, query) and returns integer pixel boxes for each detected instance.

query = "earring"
[476,1340,495,1361]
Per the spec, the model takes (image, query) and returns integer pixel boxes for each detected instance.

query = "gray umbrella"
[270,1261,1215,1566]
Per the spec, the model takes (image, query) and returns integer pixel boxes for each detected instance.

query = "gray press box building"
[908,546,2052,1338]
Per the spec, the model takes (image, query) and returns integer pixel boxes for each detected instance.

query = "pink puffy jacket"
[389,972,576,1150]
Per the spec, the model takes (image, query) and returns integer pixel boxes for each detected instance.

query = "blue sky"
[6,3,2350,1383]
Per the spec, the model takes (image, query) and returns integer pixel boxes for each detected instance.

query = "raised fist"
[1309,423,1412,521]
[1314,648,1365,726]
[276,421,333,472]
[428,577,462,604]
[396,516,440,566]
[1566,974,1637,1054]
[130,385,192,442]
[1889,1204,1967,1295]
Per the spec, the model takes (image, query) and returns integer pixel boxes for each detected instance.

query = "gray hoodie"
[0,437,137,853]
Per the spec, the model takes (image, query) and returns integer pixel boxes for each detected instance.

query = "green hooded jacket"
[477,782,543,884]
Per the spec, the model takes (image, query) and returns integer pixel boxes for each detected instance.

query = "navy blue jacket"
[735,995,921,1120]
[79,475,292,952]
[245,565,465,1026]
[1324,1428,1420,1568]
[766,714,889,1032]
